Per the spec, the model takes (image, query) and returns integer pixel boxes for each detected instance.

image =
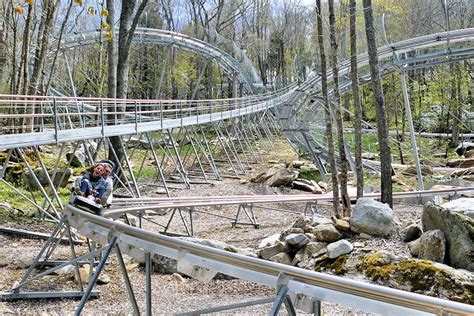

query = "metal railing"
[0,83,296,150]
[63,203,474,315]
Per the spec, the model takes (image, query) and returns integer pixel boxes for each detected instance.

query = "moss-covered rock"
[314,255,349,275]
[358,251,474,304]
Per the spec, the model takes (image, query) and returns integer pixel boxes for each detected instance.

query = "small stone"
[311,224,342,242]
[305,242,327,256]
[259,242,287,260]
[269,252,292,265]
[351,198,394,237]
[291,216,312,230]
[361,246,372,252]
[279,227,305,241]
[98,273,110,284]
[285,233,310,249]
[400,223,422,242]
[292,160,305,168]
[334,219,350,232]
[54,264,75,276]
[0,252,9,267]
[75,264,91,284]
[353,242,365,248]
[359,233,372,239]
[258,234,280,249]
[408,238,421,257]
[311,214,333,226]
[171,273,185,284]
[327,240,354,259]
[15,255,33,269]
[239,179,248,184]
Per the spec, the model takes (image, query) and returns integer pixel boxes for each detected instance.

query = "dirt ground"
[0,140,428,315]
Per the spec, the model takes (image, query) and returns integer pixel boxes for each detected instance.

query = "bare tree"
[108,0,150,164]
[328,0,350,217]
[350,0,363,198]
[363,0,393,207]
[316,0,339,215]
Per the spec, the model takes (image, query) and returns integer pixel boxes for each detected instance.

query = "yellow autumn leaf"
[104,31,113,41]
[87,6,96,15]
[74,0,83,6]
[101,9,108,17]
[101,21,110,31]
[14,6,24,15]
[25,0,34,5]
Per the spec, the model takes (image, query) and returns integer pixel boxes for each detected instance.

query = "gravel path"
[0,140,427,315]
[0,176,423,315]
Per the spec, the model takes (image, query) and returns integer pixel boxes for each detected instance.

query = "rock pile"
[251,160,327,193]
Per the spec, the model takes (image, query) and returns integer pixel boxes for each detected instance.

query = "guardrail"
[0,84,296,150]
[63,203,474,315]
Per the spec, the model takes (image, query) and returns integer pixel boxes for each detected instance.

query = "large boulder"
[422,201,474,271]
[350,198,394,237]
[23,167,72,188]
[450,167,474,178]
[358,251,474,304]
[292,242,327,266]
[269,252,292,265]
[402,165,433,176]
[441,198,474,219]
[251,165,298,187]
[258,234,280,249]
[417,230,446,263]
[465,149,474,158]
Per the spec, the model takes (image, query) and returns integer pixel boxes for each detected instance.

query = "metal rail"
[278,28,474,180]
[61,204,474,315]
[0,84,295,150]
[58,28,259,94]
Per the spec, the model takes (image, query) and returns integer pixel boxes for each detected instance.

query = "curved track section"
[58,28,260,94]
[277,28,474,170]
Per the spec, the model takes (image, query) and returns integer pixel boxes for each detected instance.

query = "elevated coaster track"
[278,28,474,188]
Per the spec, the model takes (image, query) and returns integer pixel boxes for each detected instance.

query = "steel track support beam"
[400,72,424,191]
[75,235,118,315]
[167,129,191,188]
[115,244,140,315]
[212,123,239,177]
[146,132,170,197]
[198,125,221,180]
[232,204,260,229]
[145,251,153,316]
[118,136,142,198]
[269,273,296,316]
[155,46,171,99]
[16,148,60,219]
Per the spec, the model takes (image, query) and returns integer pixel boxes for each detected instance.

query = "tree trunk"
[363,0,393,208]
[316,0,339,215]
[328,0,350,217]
[109,0,149,164]
[350,0,364,199]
